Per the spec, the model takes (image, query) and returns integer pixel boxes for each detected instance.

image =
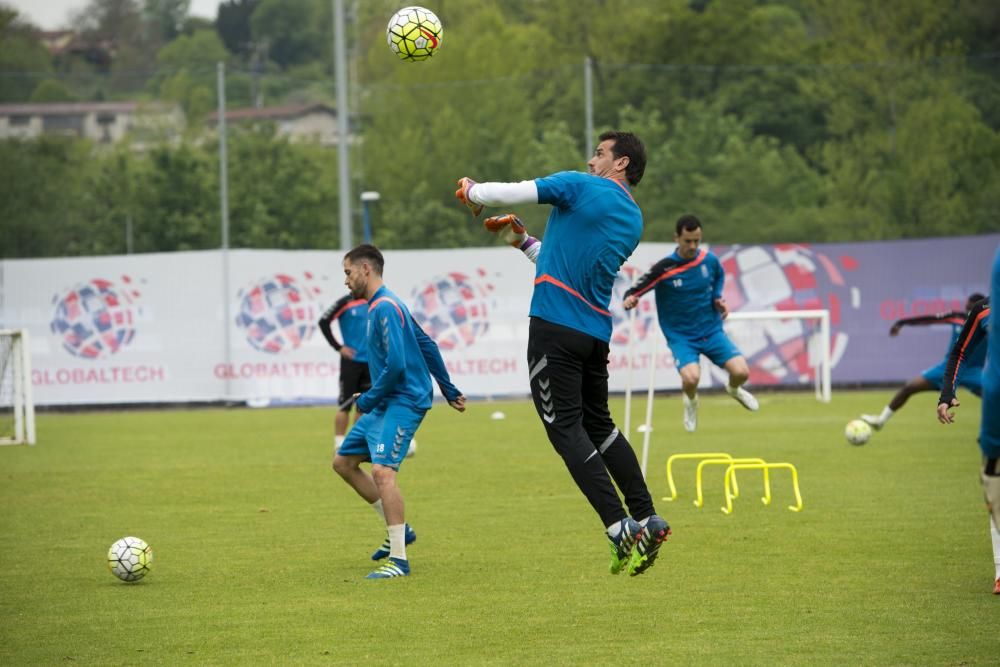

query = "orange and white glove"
[455,177,484,217]
[483,214,527,247]
[484,213,540,263]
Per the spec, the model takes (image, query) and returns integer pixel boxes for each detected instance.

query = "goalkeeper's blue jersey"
[626,248,726,340]
[531,171,642,342]
[356,285,461,414]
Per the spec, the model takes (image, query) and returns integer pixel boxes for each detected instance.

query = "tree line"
[2,0,999,258]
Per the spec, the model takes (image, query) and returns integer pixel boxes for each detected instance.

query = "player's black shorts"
[339,358,371,409]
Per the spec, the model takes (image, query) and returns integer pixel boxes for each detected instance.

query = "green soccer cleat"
[366,557,410,579]
[608,517,643,575]
[627,515,671,577]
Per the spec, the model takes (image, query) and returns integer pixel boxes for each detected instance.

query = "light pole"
[360,191,380,244]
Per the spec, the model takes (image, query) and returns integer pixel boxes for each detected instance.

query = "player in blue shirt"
[318,294,371,452]
[938,289,997,594]
[332,245,466,579]
[622,215,759,433]
[862,293,987,433]
[456,131,671,577]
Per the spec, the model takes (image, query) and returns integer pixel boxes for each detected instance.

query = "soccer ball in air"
[844,419,872,446]
[108,536,153,582]
[386,6,443,62]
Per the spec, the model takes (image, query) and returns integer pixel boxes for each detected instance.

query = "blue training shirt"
[625,248,726,340]
[531,171,643,342]
[356,285,461,414]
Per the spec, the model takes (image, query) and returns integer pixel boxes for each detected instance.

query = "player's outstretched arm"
[622,257,677,309]
[890,311,964,336]
[455,178,539,215]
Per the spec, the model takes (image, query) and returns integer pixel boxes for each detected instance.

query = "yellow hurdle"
[722,462,803,514]
[693,457,767,508]
[663,452,733,501]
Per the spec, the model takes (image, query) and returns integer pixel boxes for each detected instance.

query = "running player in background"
[862,293,987,432]
[621,214,759,433]
[332,245,466,579]
[318,294,371,452]
[935,295,996,594]
[457,131,671,577]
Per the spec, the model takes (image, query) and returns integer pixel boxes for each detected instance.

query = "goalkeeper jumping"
[455,131,670,577]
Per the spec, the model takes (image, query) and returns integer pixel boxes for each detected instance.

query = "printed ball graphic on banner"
[235,274,318,354]
[610,265,657,347]
[410,270,494,351]
[715,244,859,384]
[50,278,139,360]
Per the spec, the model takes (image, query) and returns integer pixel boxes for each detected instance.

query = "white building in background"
[0,102,184,145]
[205,103,343,146]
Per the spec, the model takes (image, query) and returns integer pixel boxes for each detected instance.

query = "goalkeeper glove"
[483,214,527,247]
[455,177,484,217]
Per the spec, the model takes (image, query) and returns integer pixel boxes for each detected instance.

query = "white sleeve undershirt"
[468,180,539,207]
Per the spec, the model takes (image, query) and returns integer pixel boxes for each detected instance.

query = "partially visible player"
[862,293,987,432]
[935,294,996,594]
[332,245,466,579]
[621,214,758,432]
[458,131,671,578]
[318,293,370,451]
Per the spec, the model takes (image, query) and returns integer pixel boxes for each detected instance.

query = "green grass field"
[0,390,994,665]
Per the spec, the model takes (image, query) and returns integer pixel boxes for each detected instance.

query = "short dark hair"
[967,293,986,308]
[344,244,384,275]
[675,214,702,236]
[598,130,646,186]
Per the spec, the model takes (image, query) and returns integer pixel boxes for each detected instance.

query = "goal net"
[0,329,36,446]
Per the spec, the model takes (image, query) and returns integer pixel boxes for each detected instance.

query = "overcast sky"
[4,0,222,30]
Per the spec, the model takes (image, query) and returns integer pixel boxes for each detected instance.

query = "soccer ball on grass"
[108,536,153,582]
[386,6,443,62]
[844,419,872,446]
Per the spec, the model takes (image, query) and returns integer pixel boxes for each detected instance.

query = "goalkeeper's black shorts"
[525,317,617,461]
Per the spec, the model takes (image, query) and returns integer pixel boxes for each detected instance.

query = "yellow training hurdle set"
[663,452,803,514]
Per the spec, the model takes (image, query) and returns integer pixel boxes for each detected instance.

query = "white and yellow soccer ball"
[386,6,443,62]
[108,536,153,582]
[844,419,872,446]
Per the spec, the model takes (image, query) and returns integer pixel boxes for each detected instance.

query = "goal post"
[0,329,36,446]
[724,309,832,403]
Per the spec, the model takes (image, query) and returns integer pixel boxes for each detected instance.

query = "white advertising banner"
[8,234,935,406]
[0,245,687,406]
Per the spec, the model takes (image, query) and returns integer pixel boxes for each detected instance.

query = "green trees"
[0,0,997,258]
